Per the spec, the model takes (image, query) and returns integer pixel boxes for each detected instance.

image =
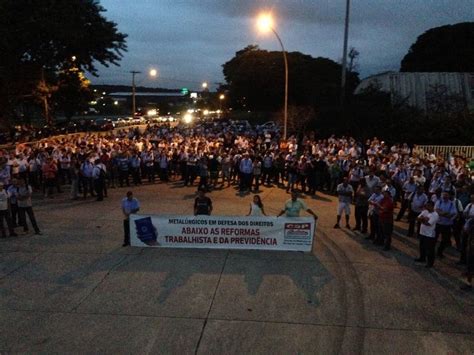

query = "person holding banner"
[121,191,140,247]
[194,187,213,216]
[247,195,267,216]
[277,191,318,220]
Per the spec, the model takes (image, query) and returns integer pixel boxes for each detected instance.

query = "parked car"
[116,117,134,127]
[132,116,147,125]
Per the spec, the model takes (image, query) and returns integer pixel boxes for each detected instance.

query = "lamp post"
[257,13,289,140]
[219,94,225,109]
[130,70,141,118]
[340,0,351,107]
[130,69,157,117]
[219,94,225,117]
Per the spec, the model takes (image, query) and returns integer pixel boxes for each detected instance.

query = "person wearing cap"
[277,191,318,219]
[0,182,17,238]
[194,187,213,216]
[121,191,140,247]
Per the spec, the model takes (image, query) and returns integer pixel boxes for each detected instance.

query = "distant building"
[354,72,474,112]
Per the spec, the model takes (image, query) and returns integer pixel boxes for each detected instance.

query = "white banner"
[130,214,316,252]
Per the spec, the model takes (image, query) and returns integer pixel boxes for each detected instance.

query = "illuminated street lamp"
[149,69,157,77]
[202,82,208,89]
[256,12,288,140]
[219,94,225,116]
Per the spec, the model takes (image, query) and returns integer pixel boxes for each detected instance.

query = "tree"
[278,105,316,137]
[400,22,474,72]
[0,0,127,124]
[53,65,93,120]
[348,47,360,73]
[222,45,359,116]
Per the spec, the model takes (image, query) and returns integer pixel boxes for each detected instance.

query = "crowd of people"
[1,120,473,288]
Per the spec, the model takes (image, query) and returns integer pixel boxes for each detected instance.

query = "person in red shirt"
[42,157,58,198]
[376,190,394,250]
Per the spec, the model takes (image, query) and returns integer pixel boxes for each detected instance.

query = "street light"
[202,82,208,89]
[340,0,351,107]
[219,94,225,116]
[130,71,141,117]
[257,12,288,140]
[130,69,157,117]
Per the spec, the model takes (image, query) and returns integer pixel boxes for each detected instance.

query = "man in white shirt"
[414,201,439,268]
[334,177,353,229]
[365,172,380,194]
[17,179,41,235]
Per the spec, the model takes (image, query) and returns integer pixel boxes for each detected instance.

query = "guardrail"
[418,145,474,159]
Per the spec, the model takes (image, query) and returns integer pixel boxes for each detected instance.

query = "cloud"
[94,0,474,87]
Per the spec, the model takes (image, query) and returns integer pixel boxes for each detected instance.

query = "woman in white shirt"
[247,195,266,217]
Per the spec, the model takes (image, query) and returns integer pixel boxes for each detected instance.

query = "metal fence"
[418,145,474,159]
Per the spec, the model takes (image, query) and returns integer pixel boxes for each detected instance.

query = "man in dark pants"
[6,179,19,227]
[93,159,106,201]
[0,182,17,238]
[366,185,383,242]
[17,179,41,235]
[121,191,140,247]
[435,191,457,258]
[376,190,394,250]
[396,176,417,221]
[407,186,428,237]
[354,179,370,233]
[415,201,439,268]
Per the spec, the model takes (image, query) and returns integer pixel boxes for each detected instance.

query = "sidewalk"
[0,182,473,353]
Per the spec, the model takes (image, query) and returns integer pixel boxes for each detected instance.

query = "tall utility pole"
[271,28,289,141]
[340,0,351,107]
[130,70,141,117]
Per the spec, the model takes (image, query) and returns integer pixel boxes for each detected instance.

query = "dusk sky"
[92,0,473,91]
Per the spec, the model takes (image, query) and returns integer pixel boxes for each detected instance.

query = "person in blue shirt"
[117,154,130,187]
[435,191,457,258]
[121,191,140,247]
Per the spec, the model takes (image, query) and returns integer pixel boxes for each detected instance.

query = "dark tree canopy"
[0,0,127,74]
[0,0,127,123]
[400,22,474,72]
[222,45,359,112]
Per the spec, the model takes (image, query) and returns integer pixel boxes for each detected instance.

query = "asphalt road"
[0,180,473,354]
